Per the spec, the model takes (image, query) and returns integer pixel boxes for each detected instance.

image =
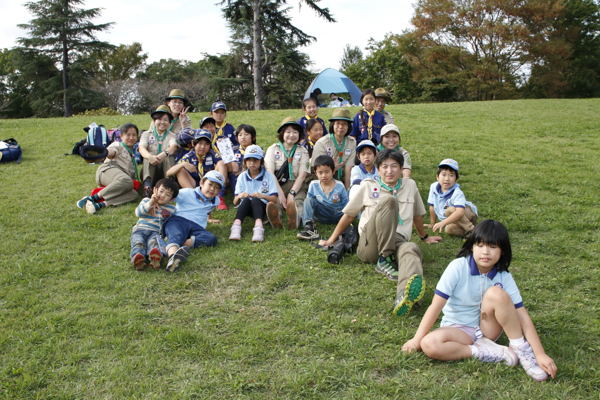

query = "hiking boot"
[474,337,518,366]
[132,253,146,271]
[510,340,549,381]
[297,221,319,240]
[376,254,397,277]
[286,200,298,229]
[165,246,190,273]
[393,274,426,317]
[149,247,162,270]
[252,227,265,242]
[76,196,92,209]
[217,195,228,211]
[266,202,283,229]
[229,224,242,240]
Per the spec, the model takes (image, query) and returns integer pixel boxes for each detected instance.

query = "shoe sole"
[85,201,97,214]
[286,201,297,230]
[166,246,190,272]
[477,337,518,366]
[149,248,162,270]
[133,254,146,271]
[393,274,426,317]
[267,203,283,229]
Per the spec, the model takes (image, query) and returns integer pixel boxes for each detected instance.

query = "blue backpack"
[0,138,22,164]
[80,125,112,163]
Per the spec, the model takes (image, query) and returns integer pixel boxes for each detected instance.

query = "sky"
[0,0,415,73]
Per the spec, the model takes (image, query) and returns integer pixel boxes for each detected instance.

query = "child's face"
[381,132,399,149]
[211,109,226,124]
[332,121,348,137]
[122,128,138,147]
[358,147,376,167]
[154,185,174,205]
[237,129,253,147]
[245,157,261,172]
[375,97,386,112]
[307,124,324,143]
[167,98,185,114]
[437,169,457,192]
[315,165,333,184]
[304,101,318,118]
[203,122,216,135]
[282,126,299,146]
[155,114,171,133]
[362,94,375,111]
[200,179,221,199]
[194,139,211,157]
[472,242,502,274]
[378,157,402,184]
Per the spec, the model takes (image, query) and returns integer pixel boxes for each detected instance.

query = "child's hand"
[250,192,262,199]
[402,338,421,354]
[424,223,435,229]
[432,221,446,233]
[238,192,250,199]
[537,354,557,379]
[183,162,197,173]
[208,218,221,224]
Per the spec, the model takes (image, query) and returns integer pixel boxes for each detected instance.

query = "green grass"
[1,99,599,399]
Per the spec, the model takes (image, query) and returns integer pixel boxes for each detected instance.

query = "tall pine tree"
[17,0,113,117]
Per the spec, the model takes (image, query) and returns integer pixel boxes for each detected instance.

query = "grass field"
[1,99,599,399]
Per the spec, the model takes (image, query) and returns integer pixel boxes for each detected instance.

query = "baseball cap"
[200,116,216,128]
[381,124,400,137]
[243,145,264,160]
[203,170,225,189]
[193,129,212,144]
[210,101,227,112]
[438,158,459,171]
[356,140,377,154]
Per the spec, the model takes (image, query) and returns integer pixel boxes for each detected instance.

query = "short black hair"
[328,120,351,136]
[121,123,139,136]
[153,112,173,123]
[437,166,459,179]
[235,124,257,144]
[457,219,512,272]
[313,155,335,172]
[303,97,318,109]
[305,118,320,132]
[358,145,376,157]
[374,148,404,169]
[155,178,180,199]
[193,137,211,146]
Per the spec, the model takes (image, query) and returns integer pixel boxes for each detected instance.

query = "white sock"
[509,336,525,347]
[469,344,479,357]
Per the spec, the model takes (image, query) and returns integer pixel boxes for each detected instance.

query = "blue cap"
[210,101,227,112]
[203,170,225,189]
[438,158,459,172]
[356,140,377,154]
[193,129,212,144]
[200,116,215,128]
[243,145,264,160]
[177,128,196,147]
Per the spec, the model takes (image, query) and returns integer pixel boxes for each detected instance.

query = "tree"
[339,44,362,74]
[219,0,335,110]
[94,42,147,84]
[17,0,114,117]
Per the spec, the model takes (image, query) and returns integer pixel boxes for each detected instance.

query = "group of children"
[101,87,556,382]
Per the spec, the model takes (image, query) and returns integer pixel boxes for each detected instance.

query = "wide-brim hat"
[165,89,192,111]
[200,116,216,128]
[203,170,225,189]
[151,105,174,121]
[193,129,213,145]
[329,108,353,123]
[79,145,108,164]
[381,123,401,138]
[243,145,264,160]
[374,87,392,102]
[439,158,459,172]
[277,116,304,135]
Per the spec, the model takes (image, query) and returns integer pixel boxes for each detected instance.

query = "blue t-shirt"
[435,256,523,328]
[173,187,220,229]
[235,167,278,205]
[350,110,386,144]
[427,182,477,221]
[350,163,379,186]
[178,149,222,187]
[307,179,349,211]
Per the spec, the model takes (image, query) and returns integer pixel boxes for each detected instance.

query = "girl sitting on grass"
[402,219,557,382]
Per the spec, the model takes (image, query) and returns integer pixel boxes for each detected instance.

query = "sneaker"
[386,269,399,282]
[132,253,146,271]
[474,337,518,366]
[76,196,92,209]
[286,200,297,229]
[229,224,242,240]
[143,186,152,198]
[266,202,283,229]
[376,254,397,277]
[217,195,228,211]
[165,246,190,273]
[393,274,426,317]
[510,340,549,381]
[252,227,265,242]
[149,247,162,270]
[85,200,101,214]
[297,221,319,240]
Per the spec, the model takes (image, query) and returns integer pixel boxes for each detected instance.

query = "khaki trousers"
[142,155,176,184]
[96,165,139,206]
[357,196,424,294]
[275,178,307,217]
[444,206,477,236]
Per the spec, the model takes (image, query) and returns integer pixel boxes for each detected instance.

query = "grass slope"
[0,99,599,399]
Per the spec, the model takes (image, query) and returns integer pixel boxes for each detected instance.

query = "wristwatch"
[420,233,429,241]
[164,150,169,157]
[290,190,297,196]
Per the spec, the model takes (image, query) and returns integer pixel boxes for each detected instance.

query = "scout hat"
[381,124,400,138]
[438,158,459,172]
[200,116,216,128]
[203,170,225,189]
[374,87,392,102]
[177,128,196,147]
[328,108,353,123]
[193,129,213,145]
[150,105,174,121]
[243,145,264,160]
[210,101,227,112]
[277,116,304,135]
[356,139,377,154]
[165,89,193,111]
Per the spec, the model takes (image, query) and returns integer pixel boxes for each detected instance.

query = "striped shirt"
[132,198,176,233]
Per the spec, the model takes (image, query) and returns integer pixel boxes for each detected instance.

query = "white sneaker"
[474,337,518,366]
[229,224,242,240]
[510,340,549,381]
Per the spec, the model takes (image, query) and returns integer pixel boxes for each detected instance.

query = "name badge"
[371,186,380,199]
[205,157,213,166]
[294,152,301,160]
[344,149,351,156]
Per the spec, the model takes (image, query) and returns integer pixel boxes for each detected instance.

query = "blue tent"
[304,68,362,106]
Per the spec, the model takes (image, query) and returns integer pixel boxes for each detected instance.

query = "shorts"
[448,324,502,344]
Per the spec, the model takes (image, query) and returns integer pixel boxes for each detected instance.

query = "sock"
[91,193,102,202]
[509,336,525,347]
[233,219,242,226]
[469,344,480,358]
[254,219,263,228]
[228,173,238,194]
[98,201,107,208]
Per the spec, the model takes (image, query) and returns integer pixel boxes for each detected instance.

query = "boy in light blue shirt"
[427,159,478,237]
[297,155,349,240]
[349,140,379,201]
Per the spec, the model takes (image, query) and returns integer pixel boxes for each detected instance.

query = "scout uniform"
[95,141,139,206]
[351,109,386,145]
[178,148,222,188]
[210,101,239,147]
[141,105,179,183]
[297,115,328,138]
[311,134,357,181]
[374,87,394,125]
[343,177,427,294]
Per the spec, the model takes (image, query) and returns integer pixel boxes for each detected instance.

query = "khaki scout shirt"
[264,143,310,179]
[148,115,192,136]
[139,129,178,156]
[311,134,357,168]
[343,177,426,240]
[382,110,394,125]
[104,142,137,179]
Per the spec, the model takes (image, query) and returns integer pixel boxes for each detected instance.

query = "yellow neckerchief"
[363,108,375,140]
[305,114,316,121]
[196,152,205,178]
[307,137,316,147]
[213,122,226,144]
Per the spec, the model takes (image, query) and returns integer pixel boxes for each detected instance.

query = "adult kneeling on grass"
[319,149,442,317]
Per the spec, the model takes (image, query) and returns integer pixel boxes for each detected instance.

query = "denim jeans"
[130,229,161,261]
[302,196,345,226]
[163,215,217,251]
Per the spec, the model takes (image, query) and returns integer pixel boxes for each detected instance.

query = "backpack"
[80,125,111,163]
[107,127,122,143]
[0,138,22,164]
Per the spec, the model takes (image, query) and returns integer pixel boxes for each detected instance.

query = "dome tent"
[303,68,362,106]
